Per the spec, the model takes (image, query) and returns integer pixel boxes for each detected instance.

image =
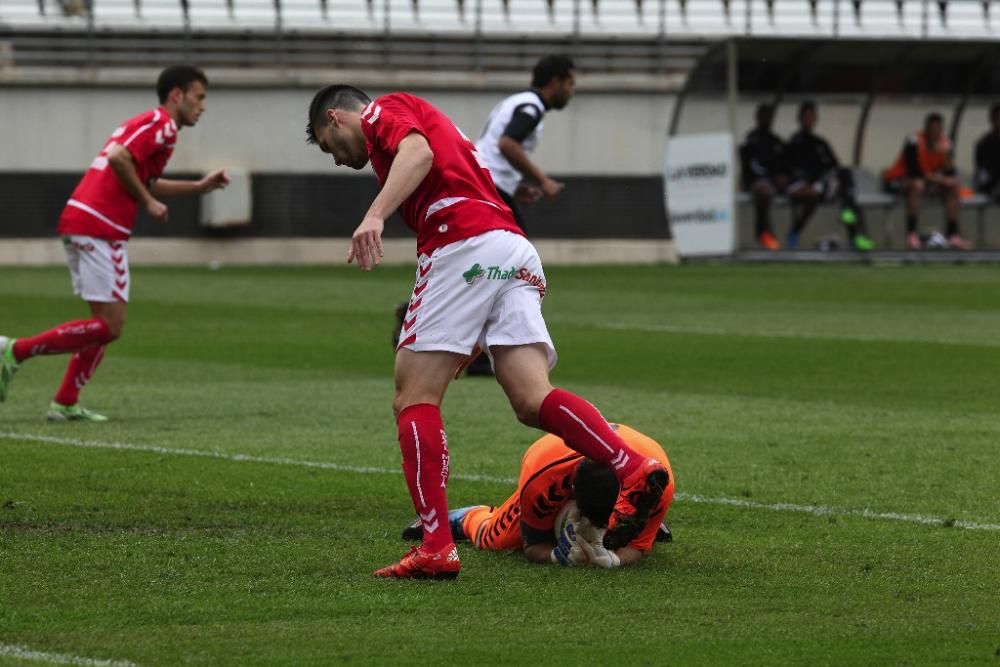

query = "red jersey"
[57,107,179,241]
[360,93,523,255]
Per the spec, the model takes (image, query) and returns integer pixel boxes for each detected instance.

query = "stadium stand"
[4,2,993,76]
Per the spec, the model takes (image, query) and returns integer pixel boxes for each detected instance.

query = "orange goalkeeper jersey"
[464,424,674,553]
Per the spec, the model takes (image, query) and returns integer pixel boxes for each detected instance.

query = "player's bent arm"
[498,136,547,184]
[107,144,157,207]
[366,133,435,221]
[614,546,644,566]
[348,133,433,269]
[107,144,167,222]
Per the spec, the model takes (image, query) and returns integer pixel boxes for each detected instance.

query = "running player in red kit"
[305,86,669,580]
[0,65,228,421]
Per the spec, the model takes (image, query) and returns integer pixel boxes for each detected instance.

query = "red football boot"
[757,231,781,250]
[373,544,460,580]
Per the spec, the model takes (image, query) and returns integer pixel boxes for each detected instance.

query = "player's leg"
[377,246,483,579]
[0,236,120,404]
[491,344,669,542]
[49,238,128,420]
[903,178,925,249]
[483,233,668,530]
[373,348,463,579]
[786,181,820,248]
[751,179,780,249]
[834,168,875,251]
[403,497,521,551]
[47,300,125,422]
[6,307,117,364]
[942,179,971,249]
[401,505,490,543]
[490,343,637,473]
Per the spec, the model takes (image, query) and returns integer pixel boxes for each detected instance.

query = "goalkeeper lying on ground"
[402,424,675,568]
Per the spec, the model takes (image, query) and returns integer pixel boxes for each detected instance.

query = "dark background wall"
[0,173,670,240]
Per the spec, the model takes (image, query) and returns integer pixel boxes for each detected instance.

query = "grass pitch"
[1,263,999,666]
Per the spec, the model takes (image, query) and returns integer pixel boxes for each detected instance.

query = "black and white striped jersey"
[475,90,548,196]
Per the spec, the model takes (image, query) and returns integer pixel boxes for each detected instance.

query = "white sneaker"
[925,231,949,249]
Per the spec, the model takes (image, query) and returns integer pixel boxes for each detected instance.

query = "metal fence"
[7,0,996,36]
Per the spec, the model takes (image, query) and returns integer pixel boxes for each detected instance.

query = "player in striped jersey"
[475,55,576,230]
[0,65,229,421]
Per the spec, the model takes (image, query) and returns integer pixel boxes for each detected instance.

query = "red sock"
[397,403,452,552]
[538,388,643,481]
[53,345,106,407]
[12,318,113,362]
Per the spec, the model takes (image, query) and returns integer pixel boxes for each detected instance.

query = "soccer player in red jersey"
[0,65,229,421]
[305,85,670,580]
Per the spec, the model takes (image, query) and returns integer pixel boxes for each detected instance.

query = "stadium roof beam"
[670,37,1000,164]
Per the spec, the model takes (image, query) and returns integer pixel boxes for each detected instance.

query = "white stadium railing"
[0,0,995,74]
[2,0,997,36]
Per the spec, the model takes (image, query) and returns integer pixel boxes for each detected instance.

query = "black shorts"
[741,175,786,195]
[497,188,526,231]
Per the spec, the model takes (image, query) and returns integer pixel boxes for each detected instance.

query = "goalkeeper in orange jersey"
[402,423,674,567]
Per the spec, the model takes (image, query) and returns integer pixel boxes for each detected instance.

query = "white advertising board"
[664,132,735,257]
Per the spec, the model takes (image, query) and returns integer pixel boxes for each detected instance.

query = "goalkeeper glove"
[577,539,621,568]
[551,510,587,566]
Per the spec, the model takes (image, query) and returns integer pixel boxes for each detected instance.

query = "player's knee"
[392,394,407,420]
[907,179,925,195]
[509,396,542,428]
[98,316,124,341]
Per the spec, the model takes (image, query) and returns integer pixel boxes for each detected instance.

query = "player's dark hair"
[531,55,575,88]
[305,84,372,144]
[925,112,944,129]
[756,103,775,127]
[798,99,817,119]
[572,459,619,528]
[156,65,208,104]
[990,103,1000,123]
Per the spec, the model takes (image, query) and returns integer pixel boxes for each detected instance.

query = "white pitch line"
[587,320,1000,349]
[0,643,137,667]
[678,493,1000,532]
[0,431,515,486]
[2,431,999,533]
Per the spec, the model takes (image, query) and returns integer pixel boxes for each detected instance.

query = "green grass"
[1,264,999,666]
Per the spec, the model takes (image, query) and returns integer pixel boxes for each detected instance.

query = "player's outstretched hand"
[540,176,565,200]
[347,214,385,271]
[199,170,230,193]
[145,198,168,224]
[515,182,543,205]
